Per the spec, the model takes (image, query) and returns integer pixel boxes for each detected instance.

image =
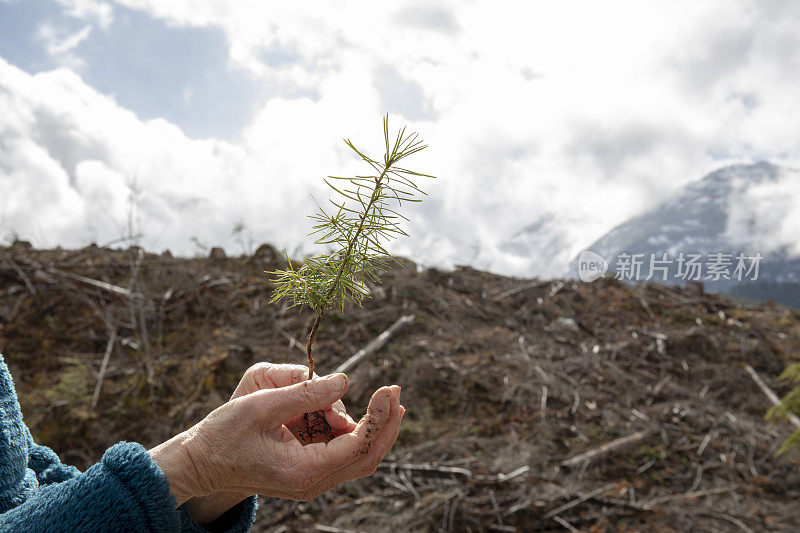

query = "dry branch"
[91,329,118,409]
[314,526,361,533]
[495,280,549,299]
[560,429,656,468]
[543,482,617,519]
[334,314,415,373]
[378,462,530,484]
[744,364,800,428]
[645,484,738,505]
[48,267,143,299]
[692,510,755,533]
[280,330,308,355]
[3,255,40,306]
[552,515,580,532]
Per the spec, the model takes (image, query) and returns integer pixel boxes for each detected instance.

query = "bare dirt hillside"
[1,242,799,532]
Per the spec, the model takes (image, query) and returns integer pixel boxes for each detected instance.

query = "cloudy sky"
[1,0,799,277]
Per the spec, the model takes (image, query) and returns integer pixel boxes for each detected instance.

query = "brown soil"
[302,410,335,445]
[1,241,799,531]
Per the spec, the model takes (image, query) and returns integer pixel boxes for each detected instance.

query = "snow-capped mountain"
[570,161,800,303]
[499,213,574,277]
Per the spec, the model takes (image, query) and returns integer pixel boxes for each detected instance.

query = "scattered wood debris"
[1,244,799,531]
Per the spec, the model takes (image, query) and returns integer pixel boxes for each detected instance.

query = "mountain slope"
[572,161,800,302]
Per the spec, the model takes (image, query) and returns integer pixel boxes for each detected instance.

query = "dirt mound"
[1,244,799,531]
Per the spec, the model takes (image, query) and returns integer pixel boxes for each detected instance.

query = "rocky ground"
[1,241,799,532]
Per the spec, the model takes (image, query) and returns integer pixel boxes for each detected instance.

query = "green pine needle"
[265,114,434,378]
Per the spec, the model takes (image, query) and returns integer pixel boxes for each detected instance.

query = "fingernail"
[323,373,347,392]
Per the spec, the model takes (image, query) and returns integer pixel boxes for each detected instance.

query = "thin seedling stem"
[304,172,390,379]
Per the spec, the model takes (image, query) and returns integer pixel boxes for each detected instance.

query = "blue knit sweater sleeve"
[0,355,257,532]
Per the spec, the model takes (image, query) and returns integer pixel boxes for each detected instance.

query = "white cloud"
[56,0,114,29]
[37,23,93,58]
[725,167,800,257]
[0,57,389,256]
[3,0,800,276]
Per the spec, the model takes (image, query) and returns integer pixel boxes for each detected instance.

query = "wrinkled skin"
[229,363,357,444]
[164,363,404,506]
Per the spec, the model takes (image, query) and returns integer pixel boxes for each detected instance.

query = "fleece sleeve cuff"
[178,496,258,533]
[101,441,183,532]
[107,442,258,533]
[0,440,256,533]
[0,441,182,532]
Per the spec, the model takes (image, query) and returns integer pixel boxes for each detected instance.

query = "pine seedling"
[267,115,434,381]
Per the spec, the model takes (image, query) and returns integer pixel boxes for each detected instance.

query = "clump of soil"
[1,243,799,531]
[299,411,335,445]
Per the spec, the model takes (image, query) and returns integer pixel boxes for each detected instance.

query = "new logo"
[578,250,608,282]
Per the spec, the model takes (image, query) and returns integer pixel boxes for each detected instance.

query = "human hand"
[229,363,357,442]
[160,370,404,504]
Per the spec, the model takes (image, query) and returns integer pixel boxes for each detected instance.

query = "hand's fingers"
[330,417,357,437]
[297,386,394,479]
[284,365,317,385]
[337,386,393,456]
[325,400,352,432]
[350,387,402,468]
[219,399,402,501]
[287,384,349,431]
[263,373,349,423]
[332,399,346,414]
[232,363,317,399]
[287,398,353,442]
[328,393,403,481]
[283,412,307,428]
[324,404,404,489]
[287,389,404,499]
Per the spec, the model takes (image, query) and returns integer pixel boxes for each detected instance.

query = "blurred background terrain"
[1,243,799,531]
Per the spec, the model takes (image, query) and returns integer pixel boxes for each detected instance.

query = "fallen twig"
[540,385,548,423]
[487,525,517,532]
[91,328,118,409]
[335,314,415,373]
[744,364,800,428]
[157,275,231,309]
[280,330,308,355]
[314,525,361,533]
[494,280,549,299]
[48,267,143,299]
[543,482,616,519]
[692,510,755,533]
[639,296,656,320]
[560,429,656,468]
[645,484,738,505]
[378,462,530,484]
[407,489,460,529]
[552,515,580,532]
[3,255,40,306]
